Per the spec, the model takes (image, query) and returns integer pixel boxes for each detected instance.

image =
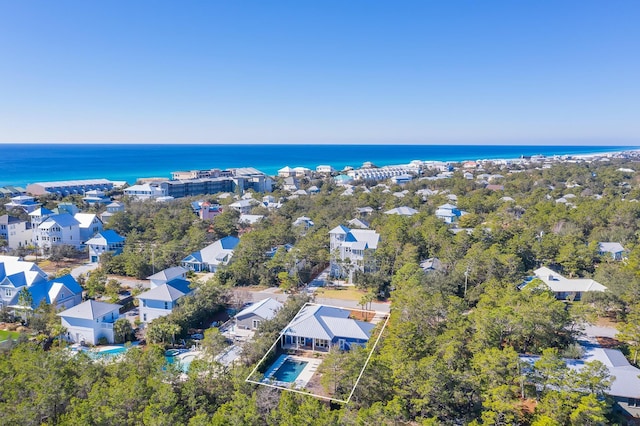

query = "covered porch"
[281,334,330,353]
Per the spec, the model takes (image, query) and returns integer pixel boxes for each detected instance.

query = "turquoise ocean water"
[0,144,635,187]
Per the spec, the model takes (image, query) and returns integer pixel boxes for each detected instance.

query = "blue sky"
[1,1,639,145]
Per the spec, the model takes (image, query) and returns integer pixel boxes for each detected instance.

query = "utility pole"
[464,266,470,297]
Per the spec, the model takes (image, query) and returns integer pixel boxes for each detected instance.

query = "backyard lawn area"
[0,330,21,342]
[315,287,367,301]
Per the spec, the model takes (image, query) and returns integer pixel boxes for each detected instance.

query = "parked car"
[190,333,204,340]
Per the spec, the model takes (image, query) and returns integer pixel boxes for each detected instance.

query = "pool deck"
[262,354,322,390]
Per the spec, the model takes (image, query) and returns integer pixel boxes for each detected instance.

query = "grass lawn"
[0,330,21,342]
[315,287,367,302]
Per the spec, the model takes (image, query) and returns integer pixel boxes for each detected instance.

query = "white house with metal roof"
[58,300,121,345]
[598,242,626,261]
[384,206,418,216]
[136,279,192,324]
[147,266,188,288]
[281,304,375,352]
[235,297,283,330]
[85,230,126,262]
[0,256,49,309]
[329,225,380,281]
[521,345,640,418]
[34,213,82,250]
[180,236,240,273]
[0,256,83,312]
[0,215,32,249]
[74,213,103,243]
[435,203,465,224]
[137,266,193,323]
[533,266,607,301]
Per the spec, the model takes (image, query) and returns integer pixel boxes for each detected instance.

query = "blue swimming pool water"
[165,353,195,373]
[81,346,128,359]
[273,359,308,382]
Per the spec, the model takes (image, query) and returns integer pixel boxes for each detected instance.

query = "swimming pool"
[165,352,196,373]
[80,346,128,360]
[272,358,308,382]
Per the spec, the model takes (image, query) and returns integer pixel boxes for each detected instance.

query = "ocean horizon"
[0,143,636,188]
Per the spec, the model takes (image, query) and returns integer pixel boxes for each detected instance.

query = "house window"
[164,302,169,309]
[629,398,640,407]
[252,319,261,329]
[143,313,147,322]
[4,289,11,297]
[315,339,328,349]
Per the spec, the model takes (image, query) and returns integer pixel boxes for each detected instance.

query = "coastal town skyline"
[2,1,639,145]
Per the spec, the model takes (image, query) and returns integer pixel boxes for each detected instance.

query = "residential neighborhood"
[3,150,640,424]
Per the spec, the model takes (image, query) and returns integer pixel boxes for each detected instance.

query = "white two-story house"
[0,256,82,311]
[329,225,380,282]
[137,266,192,324]
[0,215,32,249]
[85,230,126,262]
[34,213,81,250]
[58,300,122,345]
[74,213,103,243]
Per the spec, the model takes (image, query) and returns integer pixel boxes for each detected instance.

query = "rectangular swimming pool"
[272,358,308,382]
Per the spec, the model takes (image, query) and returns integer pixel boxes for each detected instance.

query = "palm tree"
[17,287,33,325]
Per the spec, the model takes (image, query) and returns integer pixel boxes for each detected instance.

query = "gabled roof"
[420,257,444,272]
[533,266,607,293]
[229,199,259,208]
[437,203,458,210]
[58,300,120,320]
[183,236,240,266]
[239,214,264,224]
[28,207,54,217]
[74,213,101,228]
[0,256,48,288]
[348,218,369,229]
[598,242,625,254]
[40,213,80,228]
[329,225,350,235]
[236,297,283,321]
[384,206,418,216]
[349,229,380,249]
[85,229,125,246]
[136,280,192,302]
[147,266,188,282]
[30,274,83,307]
[283,304,375,341]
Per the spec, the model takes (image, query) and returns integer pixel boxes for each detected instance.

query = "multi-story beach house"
[0,256,82,311]
[85,230,126,262]
[123,183,168,200]
[329,225,380,282]
[33,213,81,250]
[4,195,41,214]
[100,201,125,223]
[0,215,32,249]
[58,300,122,345]
[74,213,103,243]
[137,266,192,323]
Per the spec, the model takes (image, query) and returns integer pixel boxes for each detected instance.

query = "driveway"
[71,262,100,279]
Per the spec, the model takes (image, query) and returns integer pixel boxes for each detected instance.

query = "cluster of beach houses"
[1,195,126,262]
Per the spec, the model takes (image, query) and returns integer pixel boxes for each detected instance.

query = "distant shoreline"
[1,144,637,188]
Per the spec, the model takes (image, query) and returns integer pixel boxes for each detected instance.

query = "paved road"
[70,262,100,279]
